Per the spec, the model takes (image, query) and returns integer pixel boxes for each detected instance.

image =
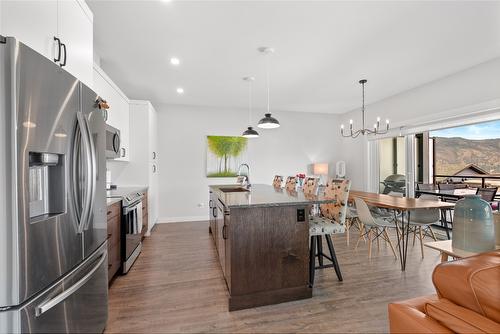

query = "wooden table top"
[424,240,500,258]
[349,190,455,210]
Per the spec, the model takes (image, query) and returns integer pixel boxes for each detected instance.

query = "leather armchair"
[388,251,500,333]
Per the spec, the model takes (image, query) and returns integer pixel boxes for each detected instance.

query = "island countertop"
[210,184,335,208]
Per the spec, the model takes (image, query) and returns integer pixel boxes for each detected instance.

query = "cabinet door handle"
[152,164,157,173]
[152,151,156,160]
[103,109,108,121]
[107,233,112,239]
[121,148,126,157]
[53,37,61,62]
[222,225,228,240]
[60,43,67,67]
[209,200,213,208]
[213,207,217,218]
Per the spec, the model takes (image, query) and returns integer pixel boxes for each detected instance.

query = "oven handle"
[35,253,106,317]
[123,200,143,214]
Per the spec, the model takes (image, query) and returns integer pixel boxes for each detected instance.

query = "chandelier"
[341,79,389,138]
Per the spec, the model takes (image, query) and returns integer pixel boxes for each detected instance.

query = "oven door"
[105,125,121,159]
[122,200,143,273]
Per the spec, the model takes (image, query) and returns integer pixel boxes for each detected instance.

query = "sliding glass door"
[378,136,406,194]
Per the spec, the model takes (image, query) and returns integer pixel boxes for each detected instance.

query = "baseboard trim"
[157,216,208,223]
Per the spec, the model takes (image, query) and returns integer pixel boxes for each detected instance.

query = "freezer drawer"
[0,242,108,333]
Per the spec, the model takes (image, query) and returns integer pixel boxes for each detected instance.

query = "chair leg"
[346,219,350,246]
[368,229,373,259]
[309,236,317,287]
[355,225,366,250]
[419,226,424,259]
[383,228,398,259]
[412,226,417,246]
[376,228,380,251]
[317,236,324,267]
[429,226,437,241]
[325,235,343,281]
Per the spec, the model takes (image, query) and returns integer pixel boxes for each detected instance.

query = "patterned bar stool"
[285,176,297,192]
[308,179,351,286]
[272,175,284,188]
[302,177,319,195]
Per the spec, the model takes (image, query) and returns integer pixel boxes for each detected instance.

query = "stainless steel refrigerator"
[0,37,108,333]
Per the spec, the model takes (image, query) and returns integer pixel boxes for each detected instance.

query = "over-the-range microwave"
[105,124,122,159]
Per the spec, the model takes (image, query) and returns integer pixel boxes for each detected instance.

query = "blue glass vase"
[452,195,495,252]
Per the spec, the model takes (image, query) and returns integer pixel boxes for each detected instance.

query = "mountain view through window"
[430,120,500,175]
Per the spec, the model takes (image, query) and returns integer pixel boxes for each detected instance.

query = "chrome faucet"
[237,163,251,188]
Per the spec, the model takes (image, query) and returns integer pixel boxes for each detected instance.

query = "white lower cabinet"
[93,64,130,161]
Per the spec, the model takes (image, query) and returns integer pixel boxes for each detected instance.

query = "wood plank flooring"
[105,221,442,333]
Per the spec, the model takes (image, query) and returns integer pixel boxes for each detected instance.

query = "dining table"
[348,191,455,271]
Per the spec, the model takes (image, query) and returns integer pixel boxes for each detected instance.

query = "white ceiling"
[88,1,500,114]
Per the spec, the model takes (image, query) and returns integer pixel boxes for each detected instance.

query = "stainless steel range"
[107,188,145,273]
[0,37,108,333]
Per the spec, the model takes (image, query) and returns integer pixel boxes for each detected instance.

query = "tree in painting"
[207,136,248,177]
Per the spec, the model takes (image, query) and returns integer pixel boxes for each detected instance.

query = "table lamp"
[313,163,329,185]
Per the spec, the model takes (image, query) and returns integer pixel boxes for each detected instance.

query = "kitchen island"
[208,184,336,311]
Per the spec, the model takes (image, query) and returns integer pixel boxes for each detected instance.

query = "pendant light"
[257,47,280,129]
[242,76,259,138]
[340,79,389,138]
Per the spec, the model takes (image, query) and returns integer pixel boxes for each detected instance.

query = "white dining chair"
[354,198,398,259]
[401,194,439,258]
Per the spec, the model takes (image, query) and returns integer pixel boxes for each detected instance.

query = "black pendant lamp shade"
[242,126,259,138]
[241,76,259,138]
[257,113,280,129]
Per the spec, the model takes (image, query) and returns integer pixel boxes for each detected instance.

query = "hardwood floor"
[105,221,442,333]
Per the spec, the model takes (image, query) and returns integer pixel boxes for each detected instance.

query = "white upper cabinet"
[57,0,93,86]
[1,1,58,61]
[93,64,130,162]
[1,0,93,86]
[129,100,159,232]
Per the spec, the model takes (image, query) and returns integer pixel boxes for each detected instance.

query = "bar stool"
[285,176,297,192]
[272,175,284,188]
[308,179,351,286]
[302,177,319,195]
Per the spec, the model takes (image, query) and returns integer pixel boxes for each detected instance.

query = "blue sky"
[430,120,500,140]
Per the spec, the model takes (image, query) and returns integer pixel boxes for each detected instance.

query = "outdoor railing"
[432,174,500,201]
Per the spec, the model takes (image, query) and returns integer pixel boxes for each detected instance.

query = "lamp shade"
[257,113,280,129]
[313,163,329,176]
[242,126,259,138]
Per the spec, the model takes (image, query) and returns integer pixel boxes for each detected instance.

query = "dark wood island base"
[209,184,336,311]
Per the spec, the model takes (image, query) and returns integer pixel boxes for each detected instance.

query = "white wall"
[338,57,500,190]
[156,104,340,222]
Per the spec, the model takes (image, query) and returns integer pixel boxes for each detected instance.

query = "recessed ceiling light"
[170,57,180,66]
[176,87,184,94]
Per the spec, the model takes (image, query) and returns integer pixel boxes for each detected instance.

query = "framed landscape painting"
[206,135,248,177]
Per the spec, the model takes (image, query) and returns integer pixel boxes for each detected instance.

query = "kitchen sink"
[219,187,250,193]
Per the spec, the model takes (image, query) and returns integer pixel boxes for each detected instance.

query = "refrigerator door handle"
[76,111,93,233]
[35,252,106,317]
[83,115,97,231]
